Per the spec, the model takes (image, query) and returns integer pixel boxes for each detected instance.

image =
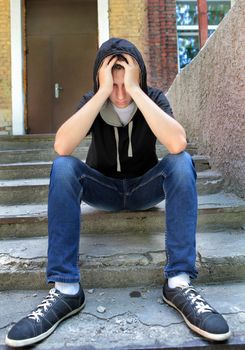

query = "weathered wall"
[0,0,12,134]
[109,0,149,68]
[167,0,245,198]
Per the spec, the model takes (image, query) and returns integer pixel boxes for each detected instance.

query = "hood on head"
[93,37,148,94]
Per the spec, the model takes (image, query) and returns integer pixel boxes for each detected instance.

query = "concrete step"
[0,230,245,290]
[0,157,211,181]
[0,134,55,150]
[0,134,92,150]
[0,161,53,180]
[0,144,199,164]
[0,192,244,239]
[0,170,223,205]
[0,147,87,164]
[1,282,244,349]
[0,134,198,153]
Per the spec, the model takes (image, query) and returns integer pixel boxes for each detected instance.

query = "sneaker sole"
[162,294,231,342]
[5,301,86,347]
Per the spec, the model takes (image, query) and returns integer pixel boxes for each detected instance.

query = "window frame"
[176,0,231,70]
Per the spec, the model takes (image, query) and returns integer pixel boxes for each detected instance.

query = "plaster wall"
[167,0,245,198]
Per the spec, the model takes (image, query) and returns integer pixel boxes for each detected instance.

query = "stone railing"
[167,0,245,198]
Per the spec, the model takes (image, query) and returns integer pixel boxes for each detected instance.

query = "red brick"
[147,0,178,91]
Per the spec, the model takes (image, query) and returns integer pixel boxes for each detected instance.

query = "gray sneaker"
[5,285,85,347]
[163,282,231,341]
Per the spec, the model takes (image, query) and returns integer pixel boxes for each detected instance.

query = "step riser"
[0,159,211,180]
[0,147,198,165]
[0,141,55,150]
[0,257,244,291]
[0,164,52,180]
[0,185,48,205]
[0,135,92,150]
[0,136,196,151]
[0,177,224,205]
[0,209,244,239]
[0,142,196,152]
[0,149,85,164]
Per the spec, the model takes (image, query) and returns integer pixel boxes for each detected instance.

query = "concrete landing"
[1,282,245,349]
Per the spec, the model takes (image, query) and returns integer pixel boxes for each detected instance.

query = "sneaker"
[5,285,85,347]
[162,282,231,341]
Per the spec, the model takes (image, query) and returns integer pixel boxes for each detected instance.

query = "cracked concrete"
[1,192,245,241]
[1,231,245,290]
[1,282,245,349]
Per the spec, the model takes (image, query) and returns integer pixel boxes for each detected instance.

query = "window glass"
[176,1,231,26]
[178,30,215,69]
[208,2,231,25]
[176,2,198,25]
[176,1,231,69]
[178,35,199,68]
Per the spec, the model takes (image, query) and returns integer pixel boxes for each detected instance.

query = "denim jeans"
[47,151,198,283]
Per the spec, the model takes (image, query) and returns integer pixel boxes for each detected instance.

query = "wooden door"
[26,0,98,133]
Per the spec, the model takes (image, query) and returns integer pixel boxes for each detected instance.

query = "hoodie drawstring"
[114,127,121,172]
[114,121,133,172]
[128,121,133,157]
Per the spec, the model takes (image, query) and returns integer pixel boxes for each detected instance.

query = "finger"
[101,55,114,67]
[116,60,127,68]
[108,56,118,67]
[122,53,137,66]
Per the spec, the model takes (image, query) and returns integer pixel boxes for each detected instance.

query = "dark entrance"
[26,0,98,133]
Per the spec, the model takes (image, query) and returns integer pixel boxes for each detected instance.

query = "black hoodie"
[76,38,174,179]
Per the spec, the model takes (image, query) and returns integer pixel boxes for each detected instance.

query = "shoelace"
[183,286,215,314]
[28,288,59,322]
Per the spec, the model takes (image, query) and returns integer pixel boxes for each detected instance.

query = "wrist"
[128,85,143,99]
[96,87,111,100]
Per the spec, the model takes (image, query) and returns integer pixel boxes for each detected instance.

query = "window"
[176,0,231,69]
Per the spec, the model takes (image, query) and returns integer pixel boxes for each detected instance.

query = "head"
[108,54,137,108]
[93,37,148,95]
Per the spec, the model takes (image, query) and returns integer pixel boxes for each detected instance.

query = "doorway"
[26,0,98,133]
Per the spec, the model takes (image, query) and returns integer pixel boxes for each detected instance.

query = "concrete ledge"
[167,0,245,198]
[0,230,244,290]
[0,144,197,164]
[0,155,210,180]
[0,134,91,150]
[0,170,223,205]
[0,192,244,239]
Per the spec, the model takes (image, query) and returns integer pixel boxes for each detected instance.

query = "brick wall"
[0,0,12,134]
[147,0,178,92]
[108,0,178,93]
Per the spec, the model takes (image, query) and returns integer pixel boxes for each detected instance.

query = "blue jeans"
[47,151,198,283]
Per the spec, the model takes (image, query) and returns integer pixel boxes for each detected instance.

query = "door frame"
[10,0,109,135]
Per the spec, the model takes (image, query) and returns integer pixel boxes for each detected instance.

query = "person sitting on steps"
[6,37,231,347]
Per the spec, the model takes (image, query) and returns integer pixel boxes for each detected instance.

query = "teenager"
[6,38,230,347]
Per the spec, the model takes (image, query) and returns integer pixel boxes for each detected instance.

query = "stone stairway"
[0,135,245,349]
[0,134,245,289]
